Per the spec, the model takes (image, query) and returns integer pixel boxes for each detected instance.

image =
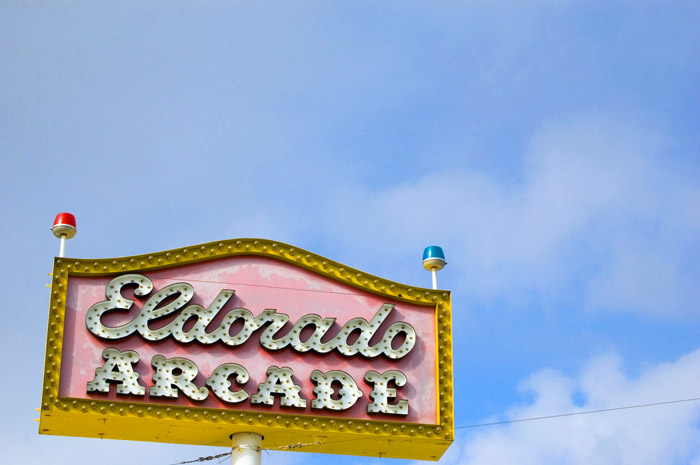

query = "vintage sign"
[40,239,453,460]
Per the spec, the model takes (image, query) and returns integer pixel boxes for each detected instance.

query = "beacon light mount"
[52,212,76,258]
[422,246,446,290]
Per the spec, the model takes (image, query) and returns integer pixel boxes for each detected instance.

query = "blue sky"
[1,1,699,464]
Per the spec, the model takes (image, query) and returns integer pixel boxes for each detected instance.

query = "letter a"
[87,348,145,396]
[250,366,306,408]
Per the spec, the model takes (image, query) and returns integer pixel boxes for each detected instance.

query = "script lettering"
[86,274,416,359]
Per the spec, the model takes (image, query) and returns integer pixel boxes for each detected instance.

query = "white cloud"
[322,111,700,318]
[435,347,700,465]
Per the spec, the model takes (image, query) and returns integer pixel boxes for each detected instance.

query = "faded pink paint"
[59,256,438,424]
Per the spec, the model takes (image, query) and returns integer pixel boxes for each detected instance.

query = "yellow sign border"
[40,238,454,460]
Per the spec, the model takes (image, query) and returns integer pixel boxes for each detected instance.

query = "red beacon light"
[52,212,76,257]
[52,212,77,239]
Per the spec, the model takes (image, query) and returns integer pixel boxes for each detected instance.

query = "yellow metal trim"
[39,238,454,460]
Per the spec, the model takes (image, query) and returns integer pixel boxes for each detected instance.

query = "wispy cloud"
[319,111,699,318]
[435,347,700,465]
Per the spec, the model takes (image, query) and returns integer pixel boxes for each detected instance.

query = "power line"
[171,397,700,463]
[145,274,365,297]
[455,396,700,429]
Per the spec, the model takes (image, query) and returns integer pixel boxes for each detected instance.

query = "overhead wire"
[454,396,700,429]
[171,396,700,464]
[144,274,368,297]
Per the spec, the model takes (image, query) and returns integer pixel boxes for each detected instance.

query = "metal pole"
[59,235,66,258]
[432,269,437,290]
[231,432,263,465]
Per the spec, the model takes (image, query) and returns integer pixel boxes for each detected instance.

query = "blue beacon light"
[422,246,446,290]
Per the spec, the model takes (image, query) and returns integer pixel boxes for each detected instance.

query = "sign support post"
[59,235,66,257]
[231,433,263,465]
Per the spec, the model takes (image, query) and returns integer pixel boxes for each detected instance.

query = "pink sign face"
[60,255,438,424]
